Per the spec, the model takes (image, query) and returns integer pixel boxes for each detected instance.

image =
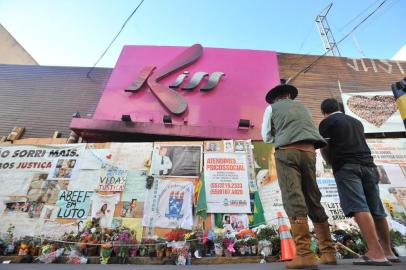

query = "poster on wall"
[109,143,153,171]
[204,153,251,213]
[0,144,85,174]
[142,179,194,230]
[150,144,202,177]
[68,170,100,191]
[97,165,128,191]
[367,139,406,165]
[256,170,285,226]
[56,190,93,219]
[341,92,403,133]
[91,193,120,228]
[121,170,148,201]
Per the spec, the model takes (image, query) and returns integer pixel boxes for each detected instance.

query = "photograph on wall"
[47,158,81,181]
[377,165,391,184]
[3,200,45,220]
[4,201,29,215]
[401,165,406,178]
[118,199,139,218]
[111,218,123,229]
[142,179,194,230]
[40,205,56,220]
[26,173,69,204]
[27,201,45,218]
[150,144,202,177]
[222,214,249,232]
[204,141,221,152]
[341,92,403,133]
[234,140,247,152]
[223,140,234,152]
[376,164,406,187]
[91,193,120,228]
[204,152,251,213]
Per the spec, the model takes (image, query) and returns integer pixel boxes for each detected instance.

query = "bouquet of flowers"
[222,233,236,256]
[100,242,112,264]
[165,228,186,242]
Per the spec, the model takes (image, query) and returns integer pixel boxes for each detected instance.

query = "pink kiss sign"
[86,44,280,140]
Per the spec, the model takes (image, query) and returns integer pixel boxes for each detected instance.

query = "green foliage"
[390,230,406,247]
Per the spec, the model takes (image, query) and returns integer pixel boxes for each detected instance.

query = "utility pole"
[315,3,341,56]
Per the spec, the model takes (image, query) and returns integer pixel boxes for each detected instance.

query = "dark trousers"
[275,149,328,223]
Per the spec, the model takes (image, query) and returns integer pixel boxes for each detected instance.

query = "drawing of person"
[96,203,109,228]
[96,203,108,217]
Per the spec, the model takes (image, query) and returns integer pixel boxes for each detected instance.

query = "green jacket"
[271,99,326,149]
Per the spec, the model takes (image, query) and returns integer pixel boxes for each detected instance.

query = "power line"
[87,0,146,77]
[288,0,388,84]
[338,0,382,31]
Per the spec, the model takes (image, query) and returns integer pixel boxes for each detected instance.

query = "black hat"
[265,84,298,104]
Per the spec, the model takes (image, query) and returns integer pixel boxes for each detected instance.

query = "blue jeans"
[334,163,386,218]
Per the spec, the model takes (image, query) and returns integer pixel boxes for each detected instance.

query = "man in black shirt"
[319,98,399,266]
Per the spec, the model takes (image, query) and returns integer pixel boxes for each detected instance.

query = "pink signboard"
[82,44,280,140]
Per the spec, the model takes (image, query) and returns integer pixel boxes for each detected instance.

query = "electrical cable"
[338,0,382,31]
[86,0,145,77]
[289,0,388,84]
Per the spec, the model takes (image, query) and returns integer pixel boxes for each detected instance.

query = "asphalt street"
[0,259,405,270]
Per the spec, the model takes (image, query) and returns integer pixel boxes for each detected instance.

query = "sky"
[0,0,404,68]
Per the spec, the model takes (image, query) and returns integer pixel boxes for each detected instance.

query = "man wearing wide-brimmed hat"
[261,81,336,269]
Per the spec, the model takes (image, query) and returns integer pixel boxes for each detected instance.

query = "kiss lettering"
[124,44,225,115]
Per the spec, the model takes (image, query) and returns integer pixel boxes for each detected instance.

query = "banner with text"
[56,190,93,219]
[204,153,251,213]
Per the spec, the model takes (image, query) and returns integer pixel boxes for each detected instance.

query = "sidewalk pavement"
[0,258,405,270]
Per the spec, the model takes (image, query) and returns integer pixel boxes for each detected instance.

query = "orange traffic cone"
[277,211,296,261]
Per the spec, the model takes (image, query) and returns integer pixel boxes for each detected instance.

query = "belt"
[277,143,315,153]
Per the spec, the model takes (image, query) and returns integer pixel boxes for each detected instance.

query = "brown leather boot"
[313,221,337,265]
[286,217,318,269]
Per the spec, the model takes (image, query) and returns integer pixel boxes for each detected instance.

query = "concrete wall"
[392,45,406,61]
[0,24,38,65]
